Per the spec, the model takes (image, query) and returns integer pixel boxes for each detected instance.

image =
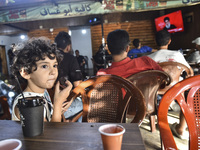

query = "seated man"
[97,29,163,79]
[127,39,153,58]
[148,29,194,140]
[148,30,193,76]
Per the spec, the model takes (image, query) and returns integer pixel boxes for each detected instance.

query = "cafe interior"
[0,0,200,150]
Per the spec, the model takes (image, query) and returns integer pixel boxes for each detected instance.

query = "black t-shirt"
[76,55,85,67]
[58,51,82,84]
[93,50,112,64]
[164,24,176,30]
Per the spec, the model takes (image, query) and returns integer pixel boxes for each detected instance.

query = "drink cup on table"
[98,124,125,150]
[0,139,22,150]
[17,97,44,137]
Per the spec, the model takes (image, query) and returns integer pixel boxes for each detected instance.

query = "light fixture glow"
[82,29,86,34]
[20,35,25,40]
[68,30,71,36]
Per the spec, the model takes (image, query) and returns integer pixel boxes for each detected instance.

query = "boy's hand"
[54,80,72,106]
[61,100,73,114]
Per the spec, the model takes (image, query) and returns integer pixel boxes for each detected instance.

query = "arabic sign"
[0,0,200,24]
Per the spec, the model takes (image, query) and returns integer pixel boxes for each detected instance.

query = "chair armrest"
[62,111,83,122]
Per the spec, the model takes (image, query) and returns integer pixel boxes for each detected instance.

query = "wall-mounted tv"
[154,10,184,33]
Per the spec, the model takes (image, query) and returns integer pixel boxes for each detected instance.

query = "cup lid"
[18,96,45,108]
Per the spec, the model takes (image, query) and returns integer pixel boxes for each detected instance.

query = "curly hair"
[11,37,63,84]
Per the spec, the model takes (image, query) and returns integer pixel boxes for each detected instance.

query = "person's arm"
[151,49,157,52]
[51,80,72,122]
[81,58,85,66]
[73,80,82,87]
[188,67,194,77]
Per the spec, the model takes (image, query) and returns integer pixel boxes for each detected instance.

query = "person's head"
[75,50,79,57]
[132,39,141,48]
[12,37,63,91]
[98,43,108,51]
[107,29,130,55]
[155,30,171,47]
[192,37,200,50]
[11,43,15,48]
[164,17,170,28]
[55,31,71,53]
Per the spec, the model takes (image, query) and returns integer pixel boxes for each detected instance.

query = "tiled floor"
[139,110,189,150]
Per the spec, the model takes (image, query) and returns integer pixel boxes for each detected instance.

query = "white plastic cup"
[99,124,125,150]
[0,139,22,150]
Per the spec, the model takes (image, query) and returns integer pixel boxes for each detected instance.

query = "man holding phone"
[55,31,83,122]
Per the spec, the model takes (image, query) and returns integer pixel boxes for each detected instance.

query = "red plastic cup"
[0,139,22,150]
[98,124,125,150]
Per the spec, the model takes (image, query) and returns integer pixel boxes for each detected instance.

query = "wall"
[166,4,200,50]
[28,27,69,41]
[28,27,93,69]
[70,27,93,69]
[91,20,157,55]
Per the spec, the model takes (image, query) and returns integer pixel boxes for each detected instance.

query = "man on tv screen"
[163,17,176,30]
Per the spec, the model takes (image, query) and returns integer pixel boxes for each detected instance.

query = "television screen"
[154,10,184,33]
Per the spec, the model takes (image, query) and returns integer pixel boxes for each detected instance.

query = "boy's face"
[25,55,58,93]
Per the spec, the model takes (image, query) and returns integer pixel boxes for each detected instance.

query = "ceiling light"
[82,29,86,34]
[20,35,25,40]
[68,30,71,36]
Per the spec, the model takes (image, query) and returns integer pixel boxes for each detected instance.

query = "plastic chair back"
[127,70,171,132]
[63,75,145,124]
[158,75,200,150]
[158,61,192,95]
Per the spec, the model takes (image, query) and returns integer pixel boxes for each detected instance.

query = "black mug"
[17,97,44,137]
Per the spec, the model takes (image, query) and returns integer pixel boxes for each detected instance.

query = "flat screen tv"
[154,10,184,33]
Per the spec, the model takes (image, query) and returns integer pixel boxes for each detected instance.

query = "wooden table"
[0,120,145,150]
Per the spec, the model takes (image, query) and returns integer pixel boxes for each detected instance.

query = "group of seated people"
[2,28,199,141]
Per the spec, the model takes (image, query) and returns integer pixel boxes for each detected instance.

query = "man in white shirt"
[148,30,193,140]
[148,30,193,74]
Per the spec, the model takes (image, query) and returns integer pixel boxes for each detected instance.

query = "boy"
[11,37,72,122]
[97,29,163,77]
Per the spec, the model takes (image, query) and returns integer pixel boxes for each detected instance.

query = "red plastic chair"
[158,75,200,150]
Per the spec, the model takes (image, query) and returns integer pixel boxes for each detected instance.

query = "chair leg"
[160,133,164,150]
[149,115,156,132]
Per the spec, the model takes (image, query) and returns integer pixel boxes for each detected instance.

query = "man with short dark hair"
[97,29,163,78]
[148,30,193,74]
[148,29,193,140]
[127,39,153,58]
[55,31,83,122]
[55,31,82,87]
